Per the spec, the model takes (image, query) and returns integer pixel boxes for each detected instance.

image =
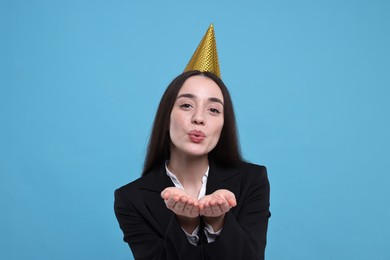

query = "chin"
[185,147,214,158]
[185,150,208,158]
[179,146,206,157]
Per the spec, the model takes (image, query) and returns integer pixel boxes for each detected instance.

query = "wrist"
[203,214,225,232]
[176,215,200,233]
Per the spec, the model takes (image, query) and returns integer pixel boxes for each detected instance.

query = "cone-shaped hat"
[184,24,221,78]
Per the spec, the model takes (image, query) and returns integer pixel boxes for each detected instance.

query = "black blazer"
[114,161,271,260]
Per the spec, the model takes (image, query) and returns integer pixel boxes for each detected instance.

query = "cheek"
[169,112,183,135]
[168,121,178,145]
[212,120,224,139]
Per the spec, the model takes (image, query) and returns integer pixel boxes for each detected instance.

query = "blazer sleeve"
[114,188,204,260]
[202,165,271,260]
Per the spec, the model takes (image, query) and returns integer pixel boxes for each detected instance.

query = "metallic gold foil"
[184,24,221,78]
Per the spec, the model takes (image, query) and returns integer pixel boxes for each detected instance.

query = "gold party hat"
[184,24,221,78]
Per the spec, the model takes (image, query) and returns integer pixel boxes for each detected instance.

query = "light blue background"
[1,0,389,259]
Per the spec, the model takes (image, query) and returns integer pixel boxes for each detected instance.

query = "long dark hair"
[142,70,243,175]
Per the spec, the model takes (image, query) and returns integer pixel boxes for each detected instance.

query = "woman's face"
[169,75,224,159]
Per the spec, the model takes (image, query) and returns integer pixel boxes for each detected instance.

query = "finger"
[190,205,199,216]
[211,204,222,216]
[198,202,205,215]
[209,199,217,206]
[180,195,188,203]
[161,190,170,200]
[193,200,199,207]
[173,194,181,202]
[203,202,212,216]
[174,199,186,212]
[218,201,231,212]
[184,202,193,212]
[184,203,198,217]
[224,193,237,207]
[183,197,193,210]
[165,197,177,209]
[228,198,237,207]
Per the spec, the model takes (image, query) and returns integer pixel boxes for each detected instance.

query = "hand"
[198,189,237,217]
[161,187,200,218]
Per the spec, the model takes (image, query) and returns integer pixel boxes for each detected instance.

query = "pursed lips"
[188,130,206,143]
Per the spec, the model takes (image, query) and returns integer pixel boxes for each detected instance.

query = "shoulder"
[236,161,268,178]
[234,161,270,189]
[238,161,267,171]
[209,160,269,191]
[115,172,157,193]
[115,164,170,199]
[115,176,142,194]
[211,160,268,179]
[114,175,146,203]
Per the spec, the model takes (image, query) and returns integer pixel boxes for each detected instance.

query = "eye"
[179,103,193,109]
[209,108,221,114]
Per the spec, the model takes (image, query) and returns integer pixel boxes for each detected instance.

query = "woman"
[114,25,270,260]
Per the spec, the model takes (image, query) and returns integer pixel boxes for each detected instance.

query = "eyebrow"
[177,93,224,106]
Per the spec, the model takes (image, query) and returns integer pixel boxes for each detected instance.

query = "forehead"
[178,75,223,100]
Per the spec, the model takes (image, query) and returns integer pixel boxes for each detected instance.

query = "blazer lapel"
[139,165,175,236]
[206,162,242,199]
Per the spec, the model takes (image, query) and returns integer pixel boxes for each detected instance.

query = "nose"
[192,109,205,125]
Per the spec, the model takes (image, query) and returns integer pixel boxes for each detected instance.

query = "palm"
[161,187,199,218]
[198,189,236,217]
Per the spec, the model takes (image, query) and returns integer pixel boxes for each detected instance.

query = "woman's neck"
[167,154,209,188]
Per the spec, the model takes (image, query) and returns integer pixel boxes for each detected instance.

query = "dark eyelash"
[210,108,220,114]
